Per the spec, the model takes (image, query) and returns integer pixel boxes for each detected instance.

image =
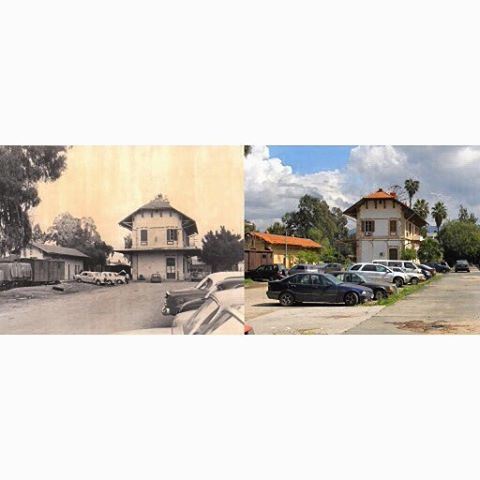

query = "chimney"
[389,192,397,198]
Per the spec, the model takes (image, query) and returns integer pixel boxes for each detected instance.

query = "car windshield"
[324,273,342,285]
[196,276,214,290]
[193,304,244,335]
[355,273,367,283]
[183,298,219,334]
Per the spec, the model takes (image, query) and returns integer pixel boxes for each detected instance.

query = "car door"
[359,264,378,282]
[287,274,312,302]
[374,264,393,282]
[253,265,265,281]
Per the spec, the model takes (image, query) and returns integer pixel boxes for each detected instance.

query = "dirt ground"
[0,280,193,334]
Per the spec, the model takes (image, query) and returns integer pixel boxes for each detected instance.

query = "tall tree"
[413,198,430,220]
[266,221,286,235]
[431,201,448,230]
[46,212,113,268]
[418,238,443,263]
[458,205,478,224]
[199,226,243,272]
[438,220,480,264]
[0,146,67,255]
[404,178,420,207]
[31,224,46,242]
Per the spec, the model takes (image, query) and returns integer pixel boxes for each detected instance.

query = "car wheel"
[394,277,404,288]
[411,277,419,285]
[344,291,359,306]
[76,278,81,283]
[95,280,101,286]
[374,290,387,300]
[279,292,295,306]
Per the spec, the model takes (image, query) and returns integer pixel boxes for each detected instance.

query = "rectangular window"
[390,220,397,235]
[392,201,396,208]
[167,229,178,243]
[159,211,163,217]
[363,220,375,233]
[151,211,154,218]
[140,229,148,245]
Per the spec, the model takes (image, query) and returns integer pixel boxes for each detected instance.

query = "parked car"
[177,277,244,313]
[389,266,425,285]
[74,271,105,285]
[245,264,286,281]
[287,264,320,276]
[162,271,243,316]
[425,262,450,273]
[417,263,436,278]
[349,263,407,288]
[454,260,470,272]
[102,271,126,285]
[173,288,245,335]
[150,273,162,283]
[373,259,424,275]
[266,272,374,306]
[320,263,344,273]
[329,271,397,300]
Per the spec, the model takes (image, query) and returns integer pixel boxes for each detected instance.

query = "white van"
[373,259,423,275]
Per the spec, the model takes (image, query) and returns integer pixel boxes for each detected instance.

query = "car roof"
[207,271,241,281]
[210,286,244,306]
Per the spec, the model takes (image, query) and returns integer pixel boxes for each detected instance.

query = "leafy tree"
[46,212,113,268]
[401,247,418,260]
[418,238,443,263]
[244,220,256,236]
[458,205,478,224]
[296,250,322,264]
[199,226,243,272]
[437,220,480,264]
[431,201,448,230]
[266,221,286,235]
[32,224,46,242]
[413,198,430,220]
[124,234,133,249]
[404,178,420,207]
[0,146,67,255]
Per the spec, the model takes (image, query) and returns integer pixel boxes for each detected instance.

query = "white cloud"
[245,145,480,231]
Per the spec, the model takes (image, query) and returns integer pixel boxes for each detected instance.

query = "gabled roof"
[343,189,428,227]
[119,195,198,235]
[32,242,89,258]
[250,232,321,249]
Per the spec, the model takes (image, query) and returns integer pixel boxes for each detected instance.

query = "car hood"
[361,281,393,289]
[341,282,373,293]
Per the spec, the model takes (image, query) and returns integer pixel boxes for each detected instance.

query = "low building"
[20,242,89,280]
[245,231,322,269]
[115,194,201,281]
[343,188,428,262]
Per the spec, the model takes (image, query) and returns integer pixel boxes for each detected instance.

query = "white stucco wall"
[133,251,188,281]
[132,210,186,248]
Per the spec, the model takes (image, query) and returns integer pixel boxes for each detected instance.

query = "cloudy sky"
[32,146,244,249]
[245,146,480,231]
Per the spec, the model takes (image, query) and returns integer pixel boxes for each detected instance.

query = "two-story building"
[343,189,428,262]
[116,194,201,281]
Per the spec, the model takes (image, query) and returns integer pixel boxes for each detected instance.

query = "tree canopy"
[199,226,243,272]
[404,178,420,207]
[418,238,443,263]
[437,220,480,264]
[431,201,448,230]
[266,221,286,235]
[0,146,67,255]
[46,212,113,268]
[413,198,430,220]
[458,205,478,224]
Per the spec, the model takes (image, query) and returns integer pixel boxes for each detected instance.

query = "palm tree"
[404,178,420,207]
[431,201,448,230]
[413,198,430,220]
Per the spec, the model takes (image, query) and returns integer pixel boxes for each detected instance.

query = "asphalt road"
[0,281,193,334]
[346,269,480,334]
[246,284,384,334]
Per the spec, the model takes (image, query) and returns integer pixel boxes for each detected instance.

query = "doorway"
[388,248,399,260]
[166,257,176,280]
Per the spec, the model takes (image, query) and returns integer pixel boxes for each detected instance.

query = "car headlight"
[361,290,367,295]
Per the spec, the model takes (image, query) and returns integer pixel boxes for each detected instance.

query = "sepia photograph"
[244,146,480,334]
[0,146,244,334]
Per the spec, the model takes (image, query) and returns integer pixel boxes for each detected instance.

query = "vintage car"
[173,288,245,335]
[162,271,243,316]
[74,271,106,285]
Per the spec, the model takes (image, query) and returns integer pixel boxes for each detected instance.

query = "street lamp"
[285,226,296,268]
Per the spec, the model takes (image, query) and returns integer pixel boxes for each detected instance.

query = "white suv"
[373,259,423,275]
[349,263,407,288]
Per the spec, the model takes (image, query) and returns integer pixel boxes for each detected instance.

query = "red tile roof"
[251,232,321,248]
[363,189,398,200]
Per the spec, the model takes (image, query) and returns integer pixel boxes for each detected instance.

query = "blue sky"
[268,146,354,174]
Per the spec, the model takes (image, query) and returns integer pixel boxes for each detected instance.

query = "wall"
[133,251,187,281]
[132,209,185,249]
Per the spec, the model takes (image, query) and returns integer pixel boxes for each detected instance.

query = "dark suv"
[245,264,286,281]
[454,260,470,273]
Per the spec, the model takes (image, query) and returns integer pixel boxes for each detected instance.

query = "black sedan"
[245,264,286,281]
[266,273,374,307]
[329,271,397,300]
[454,260,470,272]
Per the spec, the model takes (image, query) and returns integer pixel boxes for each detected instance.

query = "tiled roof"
[363,189,397,200]
[32,242,89,258]
[251,232,321,248]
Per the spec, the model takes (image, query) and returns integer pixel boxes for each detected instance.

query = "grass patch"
[376,274,442,307]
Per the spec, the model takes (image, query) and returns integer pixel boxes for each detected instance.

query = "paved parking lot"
[347,269,480,334]
[246,284,384,334]
[0,281,192,334]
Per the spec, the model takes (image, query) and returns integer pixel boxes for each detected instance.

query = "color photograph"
[245,146,480,334]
